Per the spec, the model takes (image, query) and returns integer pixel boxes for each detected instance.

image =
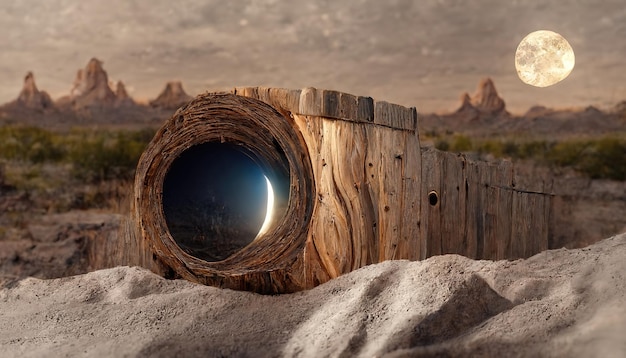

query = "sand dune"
[1,233,624,357]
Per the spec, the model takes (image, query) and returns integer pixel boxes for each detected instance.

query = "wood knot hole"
[428,190,439,206]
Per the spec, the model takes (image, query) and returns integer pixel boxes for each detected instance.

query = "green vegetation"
[0,126,155,182]
[433,134,626,181]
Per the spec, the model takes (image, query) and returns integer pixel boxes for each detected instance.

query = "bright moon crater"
[515,30,575,87]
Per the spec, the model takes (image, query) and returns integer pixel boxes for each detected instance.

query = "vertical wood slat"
[420,149,442,258]
[298,87,374,124]
[233,87,301,115]
[374,100,417,131]
[364,125,382,263]
[464,160,481,259]
[378,127,405,260]
[511,191,530,259]
[496,161,513,260]
[440,152,467,256]
[401,130,422,261]
[482,162,499,260]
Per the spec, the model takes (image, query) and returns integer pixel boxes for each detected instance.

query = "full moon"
[515,30,575,87]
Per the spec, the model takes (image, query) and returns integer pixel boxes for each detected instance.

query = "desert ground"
[1,232,625,357]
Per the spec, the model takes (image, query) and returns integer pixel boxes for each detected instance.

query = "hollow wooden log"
[125,87,553,294]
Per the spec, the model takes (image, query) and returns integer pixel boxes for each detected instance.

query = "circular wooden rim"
[134,93,315,282]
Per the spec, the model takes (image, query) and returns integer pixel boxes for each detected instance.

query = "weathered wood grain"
[374,100,417,131]
[124,87,554,294]
[440,151,467,256]
[298,87,375,124]
[420,149,442,257]
[400,130,421,261]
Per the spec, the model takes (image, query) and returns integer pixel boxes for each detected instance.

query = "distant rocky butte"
[114,81,135,108]
[0,57,199,126]
[455,77,507,118]
[12,72,54,111]
[150,81,193,110]
[418,77,624,138]
[454,92,480,122]
[69,58,117,109]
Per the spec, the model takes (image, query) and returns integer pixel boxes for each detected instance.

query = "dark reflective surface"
[162,143,268,262]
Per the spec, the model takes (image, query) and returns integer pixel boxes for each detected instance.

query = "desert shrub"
[434,139,450,151]
[433,133,625,181]
[450,135,473,152]
[476,140,504,157]
[546,140,586,167]
[518,140,551,160]
[0,126,65,163]
[67,129,155,182]
[0,125,155,182]
[423,129,439,138]
[561,137,625,181]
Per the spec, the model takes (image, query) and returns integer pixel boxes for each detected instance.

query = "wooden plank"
[420,149,442,258]
[529,194,550,257]
[374,100,417,131]
[299,87,323,117]
[400,129,421,260]
[321,89,341,119]
[327,120,375,270]
[298,87,375,124]
[440,151,467,255]
[464,160,481,259]
[268,88,301,114]
[303,119,352,278]
[377,126,405,260]
[496,161,514,260]
[357,96,375,122]
[482,162,499,260]
[256,86,272,103]
[337,91,358,121]
[510,191,530,259]
[292,115,379,277]
[364,125,382,263]
[235,87,301,116]
[233,86,260,100]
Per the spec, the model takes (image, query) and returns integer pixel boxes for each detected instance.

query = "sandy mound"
[1,233,625,357]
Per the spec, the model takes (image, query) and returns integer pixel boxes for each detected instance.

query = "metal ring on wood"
[133,92,315,292]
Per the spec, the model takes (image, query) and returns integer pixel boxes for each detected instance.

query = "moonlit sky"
[1,0,625,113]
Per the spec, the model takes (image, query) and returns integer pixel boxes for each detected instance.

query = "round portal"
[162,142,280,262]
[135,92,315,292]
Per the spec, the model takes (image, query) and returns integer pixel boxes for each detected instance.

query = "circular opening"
[136,93,316,291]
[162,142,287,262]
[428,190,439,206]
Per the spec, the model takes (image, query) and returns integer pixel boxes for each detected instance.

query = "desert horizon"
[2,0,626,114]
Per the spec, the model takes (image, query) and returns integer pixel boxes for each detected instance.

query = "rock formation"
[114,81,135,107]
[150,81,193,110]
[70,58,116,109]
[454,92,479,121]
[613,100,626,115]
[469,77,506,115]
[14,72,54,111]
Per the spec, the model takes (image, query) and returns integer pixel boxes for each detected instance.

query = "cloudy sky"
[1,0,625,113]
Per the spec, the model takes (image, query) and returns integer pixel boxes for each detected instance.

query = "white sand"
[1,233,625,358]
